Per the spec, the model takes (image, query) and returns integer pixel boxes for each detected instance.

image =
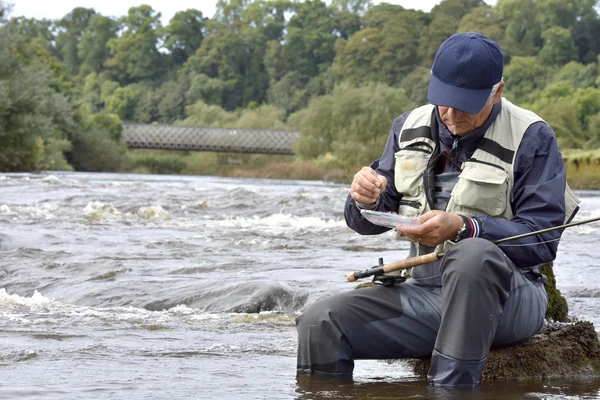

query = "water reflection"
[295,374,600,399]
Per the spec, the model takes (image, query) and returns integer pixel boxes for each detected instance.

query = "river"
[1,171,600,399]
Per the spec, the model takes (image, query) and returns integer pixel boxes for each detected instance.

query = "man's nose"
[446,107,465,122]
[447,107,459,119]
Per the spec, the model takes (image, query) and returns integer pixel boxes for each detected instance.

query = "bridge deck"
[122,124,299,155]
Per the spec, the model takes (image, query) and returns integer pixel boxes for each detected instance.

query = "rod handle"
[382,252,441,273]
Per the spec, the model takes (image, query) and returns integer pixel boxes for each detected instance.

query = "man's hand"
[350,167,387,206]
[398,210,463,247]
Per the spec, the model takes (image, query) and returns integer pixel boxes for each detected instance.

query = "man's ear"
[494,82,505,103]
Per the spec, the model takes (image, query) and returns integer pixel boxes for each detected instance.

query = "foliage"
[4,0,600,177]
[0,28,75,171]
[104,5,165,85]
[291,82,415,166]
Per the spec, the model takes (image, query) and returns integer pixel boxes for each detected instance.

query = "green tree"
[68,107,127,172]
[401,66,431,106]
[458,6,504,42]
[6,17,58,57]
[553,61,598,89]
[78,15,118,75]
[56,7,96,76]
[333,9,424,86]
[572,87,600,132]
[538,27,578,66]
[291,83,415,166]
[156,79,188,122]
[104,5,164,85]
[418,0,485,65]
[361,2,408,28]
[495,0,541,58]
[0,29,75,171]
[503,56,547,104]
[164,9,206,66]
[265,0,336,83]
[105,84,147,121]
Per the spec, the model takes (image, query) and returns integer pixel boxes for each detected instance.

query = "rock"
[541,262,569,322]
[408,321,600,381]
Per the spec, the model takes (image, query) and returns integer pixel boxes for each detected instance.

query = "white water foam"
[218,214,345,231]
[83,201,122,221]
[137,206,171,221]
[0,288,61,308]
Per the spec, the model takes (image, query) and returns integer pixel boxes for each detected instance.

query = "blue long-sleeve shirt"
[344,101,567,268]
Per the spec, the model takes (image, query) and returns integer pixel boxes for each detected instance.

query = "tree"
[333,9,424,86]
[56,8,96,76]
[553,61,597,89]
[164,9,206,66]
[418,0,485,65]
[0,28,75,171]
[458,6,504,42]
[503,56,547,104]
[78,15,118,75]
[104,5,164,85]
[362,2,408,28]
[291,83,415,166]
[495,0,541,58]
[265,0,337,83]
[401,66,431,106]
[538,27,578,66]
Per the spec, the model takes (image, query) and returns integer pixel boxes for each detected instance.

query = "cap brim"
[427,73,492,114]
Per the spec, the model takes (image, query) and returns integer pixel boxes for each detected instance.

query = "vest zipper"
[401,147,431,154]
[399,199,422,209]
[464,158,505,171]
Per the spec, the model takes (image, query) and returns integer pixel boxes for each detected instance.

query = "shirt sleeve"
[474,121,567,268]
[344,112,411,235]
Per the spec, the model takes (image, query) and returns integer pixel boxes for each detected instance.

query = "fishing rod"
[346,215,600,283]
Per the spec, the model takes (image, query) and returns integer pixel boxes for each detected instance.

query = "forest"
[2,0,600,184]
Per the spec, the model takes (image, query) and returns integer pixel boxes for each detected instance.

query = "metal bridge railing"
[122,124,299,155]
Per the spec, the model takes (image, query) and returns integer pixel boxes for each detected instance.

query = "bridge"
[122,124,300,155]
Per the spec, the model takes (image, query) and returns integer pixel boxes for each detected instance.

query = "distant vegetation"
[2,0,600,185]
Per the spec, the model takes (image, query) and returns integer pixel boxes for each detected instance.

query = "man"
[296,32,579,387]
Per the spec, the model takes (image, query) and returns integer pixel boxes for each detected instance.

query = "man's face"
[437,82,504,136]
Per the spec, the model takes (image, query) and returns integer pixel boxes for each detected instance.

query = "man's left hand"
[398,210,463,247]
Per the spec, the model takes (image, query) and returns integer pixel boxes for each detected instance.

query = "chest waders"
[296,100,577,387]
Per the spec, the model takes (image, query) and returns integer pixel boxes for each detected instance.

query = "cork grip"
[382,252,440,274]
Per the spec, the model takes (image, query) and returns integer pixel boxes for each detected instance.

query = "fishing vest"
[395,98,580,263]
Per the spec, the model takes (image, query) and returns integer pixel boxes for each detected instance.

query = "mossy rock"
[541,262,569,322]
[409,321,600,381]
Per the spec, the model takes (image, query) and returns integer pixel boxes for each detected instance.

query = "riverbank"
[563,150,600,190]
[125,149,599,189]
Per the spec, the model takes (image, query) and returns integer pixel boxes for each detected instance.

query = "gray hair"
[486,78,504,105]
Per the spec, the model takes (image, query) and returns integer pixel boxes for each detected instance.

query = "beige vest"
[394,98,579,252]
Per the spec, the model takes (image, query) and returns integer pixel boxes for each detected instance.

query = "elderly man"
[296,32,579,387]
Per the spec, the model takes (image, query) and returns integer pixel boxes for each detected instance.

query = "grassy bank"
[125,149,600,190]
[564,150,600,190]
[126,149,357,183]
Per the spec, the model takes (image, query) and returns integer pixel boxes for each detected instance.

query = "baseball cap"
[427,32,504,114]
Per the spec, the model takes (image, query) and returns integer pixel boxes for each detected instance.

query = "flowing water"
[1,171,600,399]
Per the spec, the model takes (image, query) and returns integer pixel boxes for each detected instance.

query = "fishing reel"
[371,257,406,287]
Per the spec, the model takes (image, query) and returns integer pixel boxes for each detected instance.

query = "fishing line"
[497,238,562,247]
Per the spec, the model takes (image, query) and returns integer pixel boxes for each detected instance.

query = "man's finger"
[377,174,387,189]
[416,210,439,224]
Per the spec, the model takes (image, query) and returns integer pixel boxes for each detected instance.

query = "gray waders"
[296,238,548,387]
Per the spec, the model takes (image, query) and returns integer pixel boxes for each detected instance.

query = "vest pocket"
[453,160,509,217]
[394,148,429,197]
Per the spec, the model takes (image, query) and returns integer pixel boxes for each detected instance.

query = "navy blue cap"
[427,32,504,114]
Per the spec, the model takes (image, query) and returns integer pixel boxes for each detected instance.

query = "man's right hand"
[350,167,388,206]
